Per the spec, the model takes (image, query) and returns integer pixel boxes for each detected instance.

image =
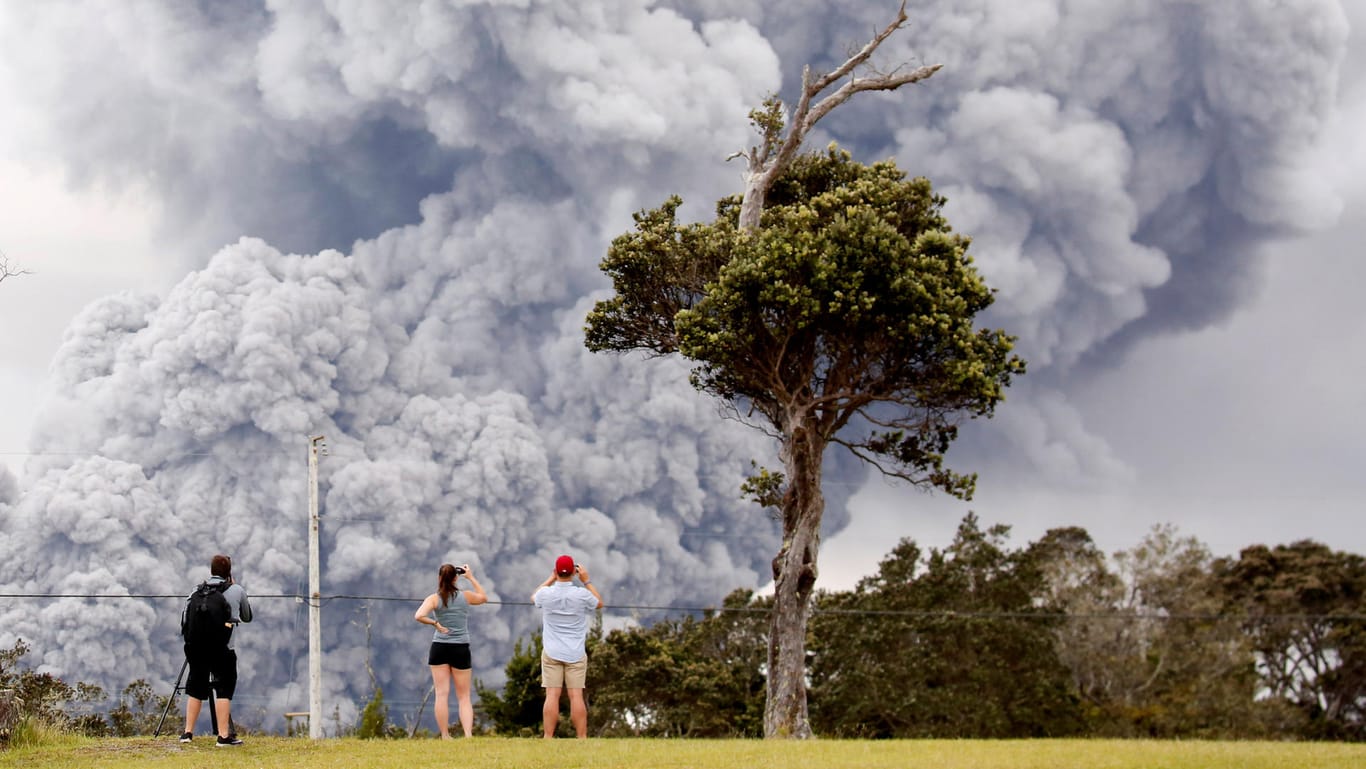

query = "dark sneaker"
[178,732,192,743]
[216,735,244,747]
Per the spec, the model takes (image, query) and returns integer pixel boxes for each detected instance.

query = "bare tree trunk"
[739,172,772,233]
[765,419,825,738]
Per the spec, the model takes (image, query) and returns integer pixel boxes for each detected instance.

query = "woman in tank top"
[414,562,487,738]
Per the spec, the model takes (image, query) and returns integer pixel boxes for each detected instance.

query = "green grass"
[3,719,84,752]
[3,736,1363,769]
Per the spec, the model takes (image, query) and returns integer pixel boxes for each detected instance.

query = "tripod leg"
[206,686,235,737]
[208,676,219,736]
[155,658,189,738]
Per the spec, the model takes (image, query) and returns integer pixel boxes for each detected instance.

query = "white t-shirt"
[534,581,599,662]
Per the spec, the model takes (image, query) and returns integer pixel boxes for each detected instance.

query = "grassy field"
[3,736,1365,769]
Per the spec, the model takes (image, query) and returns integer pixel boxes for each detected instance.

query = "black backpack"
[181,581,233,649]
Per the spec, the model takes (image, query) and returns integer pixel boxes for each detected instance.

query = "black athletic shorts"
[184,644,238,700]
[428,642,471,670]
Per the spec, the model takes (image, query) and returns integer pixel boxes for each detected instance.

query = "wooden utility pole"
[308,435,327,738]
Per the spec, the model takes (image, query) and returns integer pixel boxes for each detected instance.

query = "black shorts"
[184,644,237,700]
[428,642,471,670]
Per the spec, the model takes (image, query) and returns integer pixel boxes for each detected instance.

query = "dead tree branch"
[0,249,31,286]
[736,1,942,231]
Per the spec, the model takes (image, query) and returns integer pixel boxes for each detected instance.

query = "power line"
[0,450,871,485]
[0,592,1361,622]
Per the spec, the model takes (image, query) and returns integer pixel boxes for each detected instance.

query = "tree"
[357,686,389,739]
[587,142,1023,735]
[1218,540,1366,739]
[475,634,551,737]
[809,516,1083,737]
[1110,527,1269,737]
[589,590,768,736]
[1035,526,1277,738]
[1031,526,1145,732]
[107,679,174,737]
[584,4,1021,738]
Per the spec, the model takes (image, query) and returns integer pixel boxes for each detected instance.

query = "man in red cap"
[531,554,603,738]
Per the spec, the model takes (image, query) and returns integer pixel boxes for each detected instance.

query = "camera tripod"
[154,657,232,738]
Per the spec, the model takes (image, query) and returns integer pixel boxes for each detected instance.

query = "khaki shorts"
[541,650,588,689]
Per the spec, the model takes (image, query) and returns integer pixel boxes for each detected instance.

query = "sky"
[1,0,1363,726]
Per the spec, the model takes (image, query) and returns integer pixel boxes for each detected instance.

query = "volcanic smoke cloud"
[0,0,1350,725]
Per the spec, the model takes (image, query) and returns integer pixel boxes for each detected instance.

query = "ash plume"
[0,0,1353,725]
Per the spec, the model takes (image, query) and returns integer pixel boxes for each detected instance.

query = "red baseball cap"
[555,555,575,577]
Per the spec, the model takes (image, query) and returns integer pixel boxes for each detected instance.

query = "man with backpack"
[179,554,252,746]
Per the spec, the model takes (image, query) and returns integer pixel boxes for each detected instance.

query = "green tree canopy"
[588,147,1021,496]
[588,590,768,737]
[1218,540,1366,739]
[475,633,557,737]
[809,515,1083,738]
[586,146,1024,737]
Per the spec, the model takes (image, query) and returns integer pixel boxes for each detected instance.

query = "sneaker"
[178,732,192,743]
[216,735,244,747]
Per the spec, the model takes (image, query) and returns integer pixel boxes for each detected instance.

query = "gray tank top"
[431,590,469,644]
